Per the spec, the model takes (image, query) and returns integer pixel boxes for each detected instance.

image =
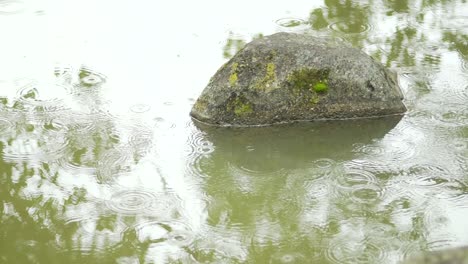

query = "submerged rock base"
[191,32,406,127]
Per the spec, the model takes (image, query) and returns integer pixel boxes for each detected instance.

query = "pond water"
[0,0,467,263]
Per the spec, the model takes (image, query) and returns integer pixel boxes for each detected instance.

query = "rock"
[190,32,406,126]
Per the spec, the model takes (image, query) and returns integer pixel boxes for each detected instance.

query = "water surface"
[0,0,467,263]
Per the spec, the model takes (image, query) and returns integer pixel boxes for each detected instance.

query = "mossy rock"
[191,32,406,126]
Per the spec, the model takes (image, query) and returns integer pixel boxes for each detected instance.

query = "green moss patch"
[287,68,330,92]
[313,82,328,93]
[287,68,330,106]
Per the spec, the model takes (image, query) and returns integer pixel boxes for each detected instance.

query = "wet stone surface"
[191,32,406,126]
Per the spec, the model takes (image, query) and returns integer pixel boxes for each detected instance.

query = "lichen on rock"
[253,62,277,91]
[229,62,239,86]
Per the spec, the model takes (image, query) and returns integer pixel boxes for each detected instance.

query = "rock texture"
[191,32,406,126]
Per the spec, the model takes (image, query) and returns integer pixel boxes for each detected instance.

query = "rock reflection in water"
[189,117,402,262]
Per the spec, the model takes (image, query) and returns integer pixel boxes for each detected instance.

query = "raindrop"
[153,116,176,130]
[187,130,215,155]
[334,168,378,190]
[380,139,416,162]
[2,119,70,162]
[352,143,385,156]
[424,208,450,233]
[270,252,308,264]
[168,229,195,247]
[438,110,468,126]
[425,238,458,251]
[16,83,70,112]
[450,139,468,152]
[105,189,158,215]
[350,184,384,204]
[399,242,422,264]
[135,221,171,243]
[306,158,336,182]
[0,116,13,133]
[130,104,151,113]
[462,59,468,73]
[54,66,73,84]
[329,21,371,34]
[128,128,154,158]
[79,67,106,86]
[432,82,468,107]
[310,158,335,170]
[305,182,330,199]
[275,18,306,28]
[96,151,132,184]
[450,138,468,164]
[325,236,387,264]
[403,164,451,187]
[185,152,212,178]
[227,158,286,177]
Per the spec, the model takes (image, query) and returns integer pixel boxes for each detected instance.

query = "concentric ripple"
[325,236,388,264]
[54,66,73,85]
[329,21,371,34]
[401,164,459,198]
[2,119,70,162]
[306,158,337,182]
[135,220,194,246]
[227,157,286,178]
[350,185,384,204]
[380,138,416,162]
[334,168,378,190]
[352,143,385,156]
[275,18,306,28]
[450,138,468,163]
[187,129,215,156]
[0,116,13,133]
[462,59,468,73]
[130,104,151,113]
[96,148,133,184]
[16,83,70,112]
[135,221,169,244]
[78,67,106,87]
[128,128,154,158]
[270,251,308,264]
[105,189,158,215]
[107,188,182,218]
[310,158,336,170]
[437,84,468,107]
[437,109,468,126]
[403,164,451,187]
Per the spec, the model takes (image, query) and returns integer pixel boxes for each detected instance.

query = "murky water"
[0,0,467,263]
